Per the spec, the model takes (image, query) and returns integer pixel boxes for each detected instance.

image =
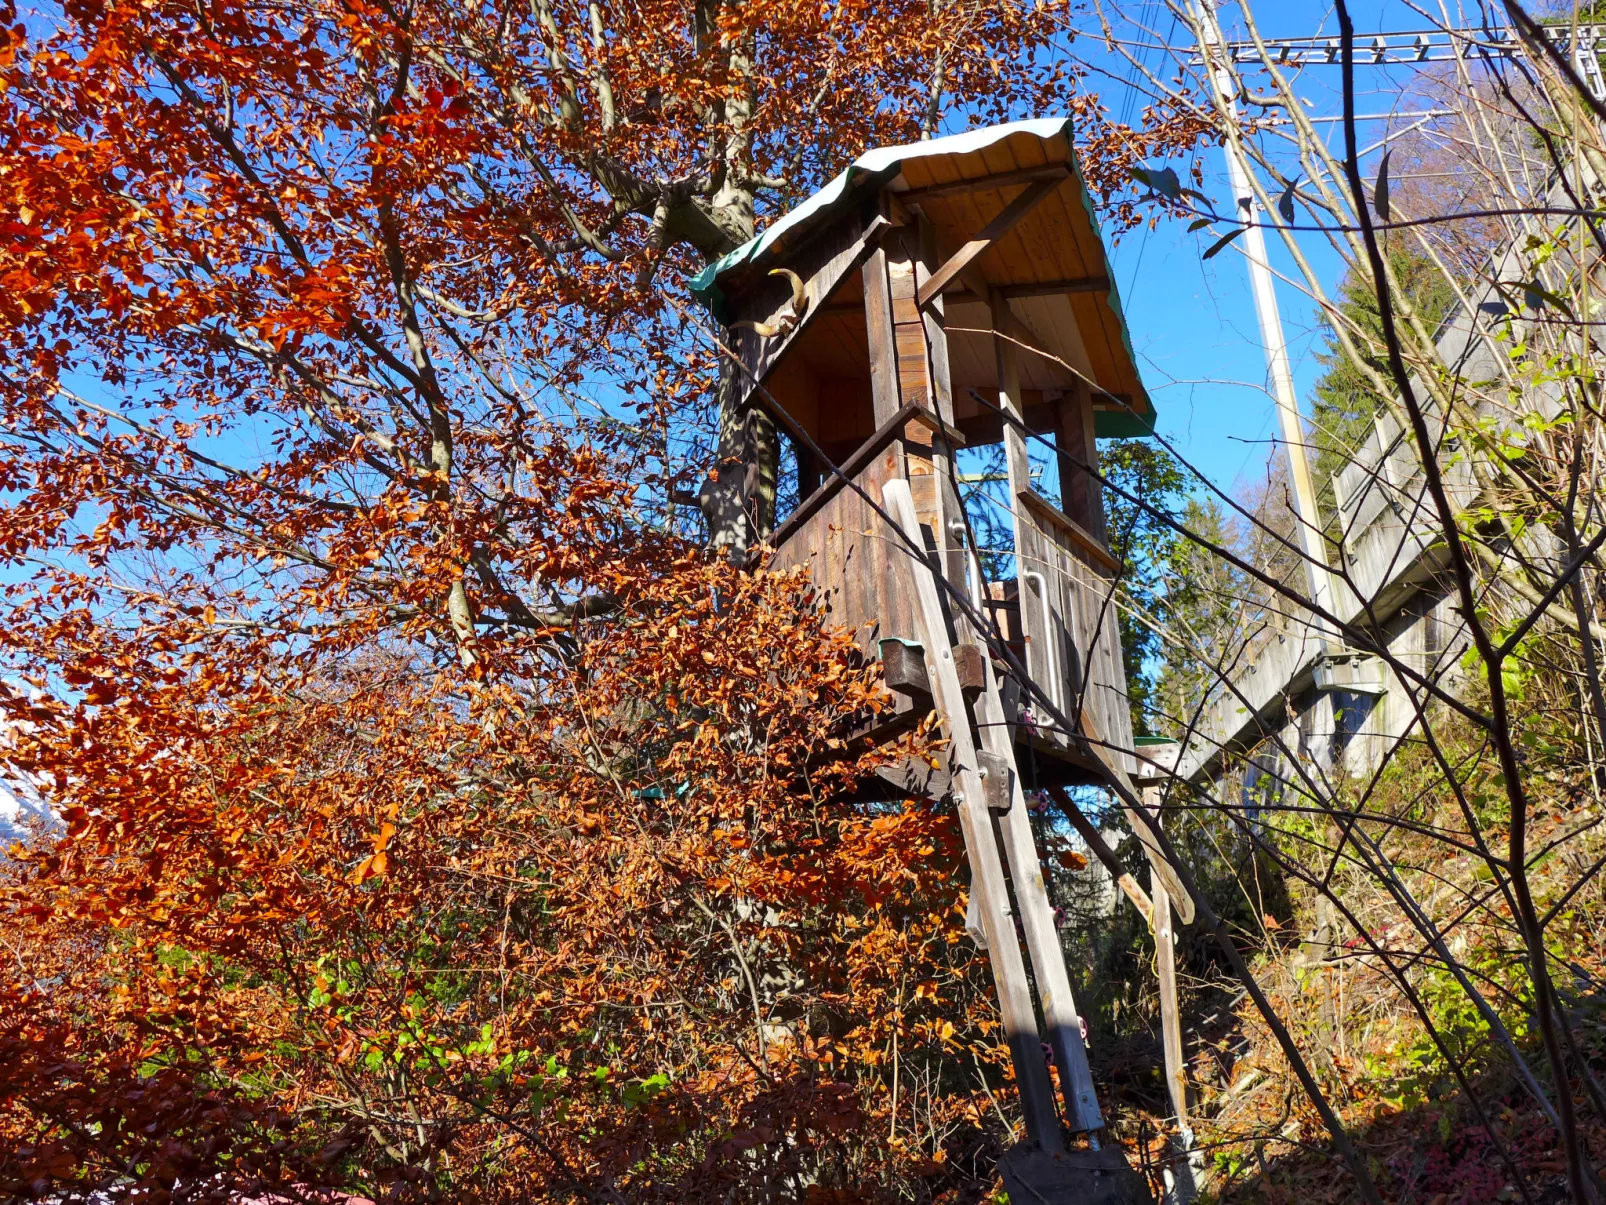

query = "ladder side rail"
[1150,864,1202,1204]
[882,477,1065,1152]
[962,540,1106,1135]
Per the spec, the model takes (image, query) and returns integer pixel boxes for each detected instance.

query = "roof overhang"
[689,119,1154,438]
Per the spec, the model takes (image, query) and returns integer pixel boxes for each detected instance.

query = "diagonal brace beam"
[914,173,1064,308]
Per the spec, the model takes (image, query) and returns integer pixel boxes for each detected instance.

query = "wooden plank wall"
[1016,501,1135,775]
[768,443,921,659]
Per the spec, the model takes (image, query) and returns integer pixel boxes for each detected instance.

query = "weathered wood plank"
[768,401,932,555]
[911,213,975,650]
[839,474,871,655]
[862,247,903,426]
[893,227,941,539]
[943,275,1111,303]
[1016,488,1120,575]
[882,640,984,700]
[898,164,1067,203]
[865,443,908,650]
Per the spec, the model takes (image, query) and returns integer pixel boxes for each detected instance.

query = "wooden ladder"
[882,478,1104,1149]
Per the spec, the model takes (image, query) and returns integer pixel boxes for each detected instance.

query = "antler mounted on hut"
[731,268,808,338]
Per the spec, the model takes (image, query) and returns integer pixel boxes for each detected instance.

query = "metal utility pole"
[1187,0,1342,638]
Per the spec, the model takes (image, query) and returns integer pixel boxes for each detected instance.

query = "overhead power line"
[1202,23,1606,100]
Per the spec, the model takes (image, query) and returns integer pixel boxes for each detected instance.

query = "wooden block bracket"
[880,637,984,700]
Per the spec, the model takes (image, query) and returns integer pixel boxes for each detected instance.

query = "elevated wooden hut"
[692,123,1162,1192]
[693,118,1153,792]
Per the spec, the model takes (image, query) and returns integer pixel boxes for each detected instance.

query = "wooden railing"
[767,408,922,663]
[1011,488,1135,776]
[769,416,1135,782]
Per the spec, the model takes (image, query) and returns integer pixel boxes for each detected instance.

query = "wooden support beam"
[879,639,932,700]
[1047,783,1157,925]
[862,247,903,426]
[944,276,1112,304]
[873,226,951,552]
[991,302,1079,380]
[899,164,1068,204]
[916,177,1061,308]
[905,404,967,446]
[1076,707,1196,927]
[993,293,1060,744]
[1057,378,1107,543]
[1147,793,1191,1137]
[880,638,983,700]
[1001,275,1110,299]
[994,299,1033,532]
[916,214,957,427]
[1122,799,1194,927]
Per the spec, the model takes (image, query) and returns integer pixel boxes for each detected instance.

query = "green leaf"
[1201,226,1246,260]
[1187,218,1212,232]
[1374,150,1392,221]
[1523,279,1575,319]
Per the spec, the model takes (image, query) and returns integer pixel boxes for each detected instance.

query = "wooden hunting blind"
[692,118,1153,791]
[693,122,1165,1192]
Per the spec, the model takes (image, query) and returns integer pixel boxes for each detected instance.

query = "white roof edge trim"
[688,118,1074,309]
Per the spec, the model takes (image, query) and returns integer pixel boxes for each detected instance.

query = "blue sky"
[1073,0,1446,494]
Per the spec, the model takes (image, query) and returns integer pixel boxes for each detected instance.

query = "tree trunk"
[700,359,752,558]
[694,11,772,560]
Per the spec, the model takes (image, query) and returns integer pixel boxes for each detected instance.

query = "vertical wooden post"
[862,248,903,427]
[995,296,1033,514]
[1057,380,1107,542]
[914,215,971,611]
[883,478,1064,1152]
[915,217,956,428]
[1150,879,1188,1130]
[886,230,941,537]
[865,225,962,568]
[968,589,1105,1133]
[995,296,1057,725]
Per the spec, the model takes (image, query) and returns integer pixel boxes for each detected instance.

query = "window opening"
[772,429,803,531]
[954,440,1050,585]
